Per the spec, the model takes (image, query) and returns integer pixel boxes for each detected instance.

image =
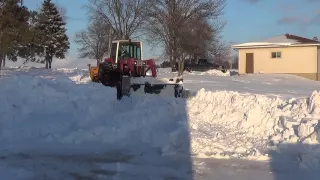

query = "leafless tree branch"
[74,15,113,66]
[145,0,227,75]
[86,0,152,40]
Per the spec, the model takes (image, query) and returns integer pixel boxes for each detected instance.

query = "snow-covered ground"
[158,68,320,98]
[1,67,320,179]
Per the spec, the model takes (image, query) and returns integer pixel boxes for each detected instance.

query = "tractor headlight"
[143,61,146,65]
[134,61,137,65]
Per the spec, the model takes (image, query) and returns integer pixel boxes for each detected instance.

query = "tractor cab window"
[118,42,141,61]
[110,43,117,62]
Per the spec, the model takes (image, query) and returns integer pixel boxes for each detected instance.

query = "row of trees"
[0,0,69,69]
[75,0,230,75]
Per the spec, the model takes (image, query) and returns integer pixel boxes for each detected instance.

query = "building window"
[272,52,281,58]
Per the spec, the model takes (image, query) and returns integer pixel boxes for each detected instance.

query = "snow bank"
[199,69,230,76]
[188,89,320,163]
[156,68,173,74]
[156,67,230,77]
[0,71,190,157]
[1,68,320,167]
[54,68,91,84]
[68,74,91,84]
[8,66,36,70]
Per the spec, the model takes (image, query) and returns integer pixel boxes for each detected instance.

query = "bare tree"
[179,16,218,60]
[145,0,226,76]
[74,18,113,66]
[210,40,232,68]
[86,0,152,39]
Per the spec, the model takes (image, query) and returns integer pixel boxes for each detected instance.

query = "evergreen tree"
[18,10,45,65]
[0,0,30,68]
[35,0,70,69]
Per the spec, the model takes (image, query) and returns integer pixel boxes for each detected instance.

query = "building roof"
[111,39,141,43]
[232,34,320,49]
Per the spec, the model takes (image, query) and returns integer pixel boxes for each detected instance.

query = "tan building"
[232,34,320,80]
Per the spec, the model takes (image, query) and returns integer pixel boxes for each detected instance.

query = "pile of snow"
[68,74,91,84]
[53,68,91,84]
[156,67,231,77]
[7,66,36,70]
[1,68,320,167]
[187,89,320,161]
[0,72,190,156]
[199,69,230,76]
[156,68,173,74]
[54,68,87,73]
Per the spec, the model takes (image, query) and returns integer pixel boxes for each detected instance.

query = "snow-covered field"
[1,67,320,179]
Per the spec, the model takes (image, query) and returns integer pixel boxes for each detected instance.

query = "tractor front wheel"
[116,81,123,100]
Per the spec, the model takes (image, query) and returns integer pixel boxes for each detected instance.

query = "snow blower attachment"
[94,39,186,100]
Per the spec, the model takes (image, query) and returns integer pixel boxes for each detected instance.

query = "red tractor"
[97,39,184,100]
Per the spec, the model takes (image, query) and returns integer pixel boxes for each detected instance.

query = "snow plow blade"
[117,77,189,100]
[130,83,184,97]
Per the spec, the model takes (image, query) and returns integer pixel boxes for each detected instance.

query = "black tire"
[116,81,122,100]
[98,64,105,82]
[101,80,109,86]
[99,62,114,87]
[116,73,124,100]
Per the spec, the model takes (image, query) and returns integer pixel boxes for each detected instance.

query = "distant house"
[232,34,320,80]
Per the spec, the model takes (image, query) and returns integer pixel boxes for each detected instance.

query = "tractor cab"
[109,40,143,63]
[100,39,156,79]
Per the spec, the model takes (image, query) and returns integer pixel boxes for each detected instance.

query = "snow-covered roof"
[232,34,320,49]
